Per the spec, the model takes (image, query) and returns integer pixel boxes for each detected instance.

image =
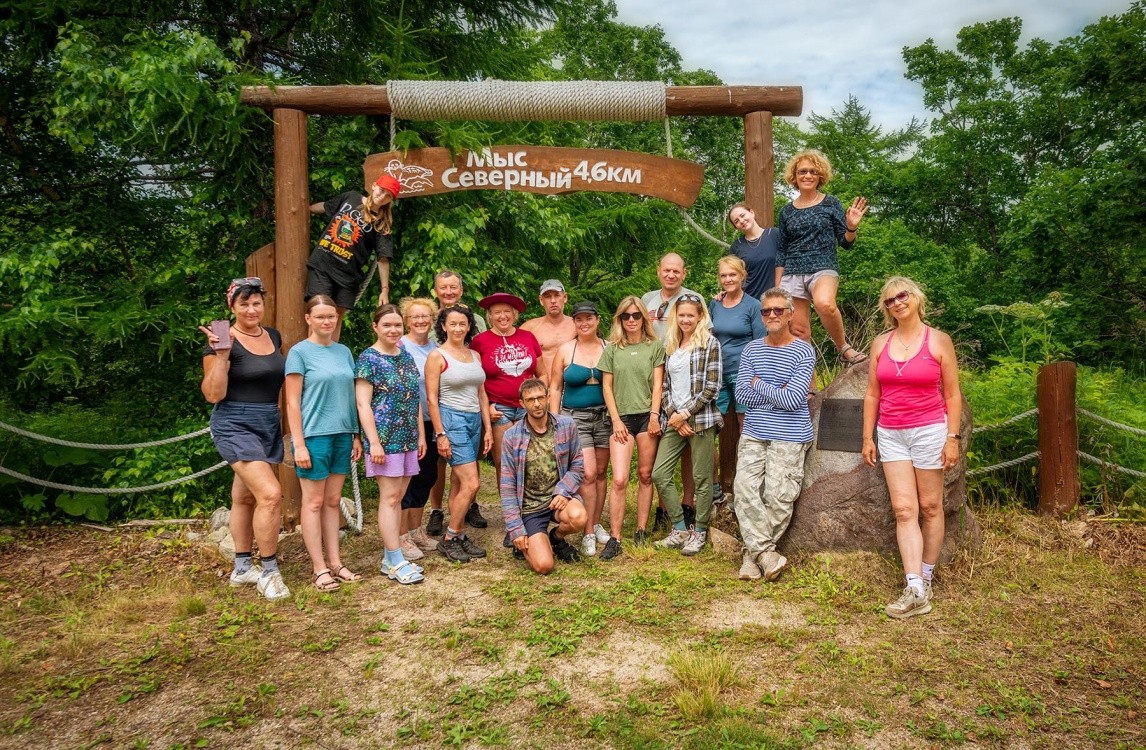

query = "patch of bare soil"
[698,593,804,631]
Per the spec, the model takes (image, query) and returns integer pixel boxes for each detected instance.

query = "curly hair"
[434,304,478,346]
[783,149,833,189]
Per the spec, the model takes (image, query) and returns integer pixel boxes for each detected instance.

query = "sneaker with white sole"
[229,566,262,587]
[681,529,707,556]
[760,550,788,581]
[738,550,762,580]
[399,534,425,561]
[885,585,932,619]
[580,533,597,556]
[655,528,691,549]
[256,570,291,602]
[593,523,611,544]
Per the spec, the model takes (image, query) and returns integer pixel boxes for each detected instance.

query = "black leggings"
[401,421,440,509]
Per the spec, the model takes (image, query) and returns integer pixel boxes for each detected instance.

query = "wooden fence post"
[1037,361,1079,516]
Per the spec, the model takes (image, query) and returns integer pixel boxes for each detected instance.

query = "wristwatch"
[434,432,448,440]
[947,432,962,440]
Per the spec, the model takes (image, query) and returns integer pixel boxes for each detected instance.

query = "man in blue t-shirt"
[732,287,815,583]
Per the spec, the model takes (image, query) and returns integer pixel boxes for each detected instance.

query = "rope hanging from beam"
[388,80,666,122]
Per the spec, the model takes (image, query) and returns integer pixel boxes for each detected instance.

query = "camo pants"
[732,437,810,554]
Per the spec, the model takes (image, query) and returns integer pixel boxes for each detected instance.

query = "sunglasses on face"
[761,307,789,318]
[619,311,644,322]
[796,168,819,176]
[882,290,912,309]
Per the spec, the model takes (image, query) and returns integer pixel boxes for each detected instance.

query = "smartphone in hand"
[209,320,232,350]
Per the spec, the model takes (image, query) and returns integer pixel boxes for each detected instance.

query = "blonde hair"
[879,276,928,328]
[400,296,437,322]
[783,149,833,189]
[362,191,394,235]
[607,296,656,347]
[664,296,713,354]
[717,255,747,282]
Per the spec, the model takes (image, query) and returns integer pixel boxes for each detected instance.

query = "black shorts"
[620,412,651,436]
[522,508,555,536]
[305,267,358,310]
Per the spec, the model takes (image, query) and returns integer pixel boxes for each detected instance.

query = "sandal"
[386,559,425,585]
[312,569,341,592]
[332,565,362,583]
[838,344,868,365]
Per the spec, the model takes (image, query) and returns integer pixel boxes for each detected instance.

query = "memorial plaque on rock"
[816,398,867,453]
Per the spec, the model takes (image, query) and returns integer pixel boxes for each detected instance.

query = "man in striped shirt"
[732,287,816,582]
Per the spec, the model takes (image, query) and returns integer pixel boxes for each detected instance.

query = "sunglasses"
[882,290,912,309]
[676,293,703,306]
[761,307,789,318]
[619,311,644,322]
[230,276,264,290]
[796,168,819,176]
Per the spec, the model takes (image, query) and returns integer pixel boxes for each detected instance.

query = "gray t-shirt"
[641,287,699,341]
[437,349,485,413]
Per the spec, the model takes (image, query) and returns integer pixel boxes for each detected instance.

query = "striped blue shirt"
[735,337,815,443]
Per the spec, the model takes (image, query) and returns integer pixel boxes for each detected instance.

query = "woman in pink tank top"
[861,277,963,620]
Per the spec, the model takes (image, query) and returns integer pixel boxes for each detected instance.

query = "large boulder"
[778,362,980,563]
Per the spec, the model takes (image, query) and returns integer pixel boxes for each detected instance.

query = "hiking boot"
[438,536,472,563]
[464,503,488,529]
[256,570,291,602]
[599,537,622,561]
[502,532,513,548]
[580,533,597,556]
[550,529,580,563]
[712,483,725,505]
[681,529,707,556]
[738,550,762,580]
[457,534,487,558]
[426,509,444,536]
[656,528,691,549]
[652,507,669,532]
[593,523,611,544]
[512,546,525,560]
[229,566,262,587]
[885,585,932,620]
[759,551,788,581]
[682,504,696,528]
[409,528,438,551]
[633,528,650,546]
[399,534,425,561]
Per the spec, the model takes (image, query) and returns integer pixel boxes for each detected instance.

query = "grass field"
[0,476,1143,749]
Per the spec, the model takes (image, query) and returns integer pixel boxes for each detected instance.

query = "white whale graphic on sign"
[385,159,435,193]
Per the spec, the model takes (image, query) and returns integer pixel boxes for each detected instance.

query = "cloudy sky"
[614,0,1132,131]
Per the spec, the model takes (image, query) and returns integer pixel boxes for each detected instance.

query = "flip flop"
[332,565,362,582]
[312,569,341,592]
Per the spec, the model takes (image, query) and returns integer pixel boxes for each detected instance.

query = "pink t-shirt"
[470,328,543,407]
[876,327,947,429]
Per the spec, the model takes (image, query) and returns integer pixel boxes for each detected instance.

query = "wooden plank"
[273,108,310,530]
[1037,361,1079,517]
[240,85,802,118]
[244,242,276,327]
[744,112,774,226]
[363,146,704,207]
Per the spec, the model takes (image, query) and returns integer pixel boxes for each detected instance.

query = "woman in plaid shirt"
[652,294,723,556]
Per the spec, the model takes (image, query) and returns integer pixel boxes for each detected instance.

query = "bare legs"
[522,501,588,575]
[580,446,610,532]
[377,475,413,550]
[883,461,945,576]
[444,462,480,537]
[607,432,658,539]
[299,474,350,577]
[229,461,281,557]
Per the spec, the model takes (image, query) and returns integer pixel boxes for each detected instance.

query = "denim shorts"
[522,508,555,537]
[876,418,948,470]
[492,404,527,427]
[715,371,747,414]
[440,405,482,466]
[563,406,611,449]
[293,433,354,480]
[210,401,283,464]
[365,448,419,478]
[780,269,839,301]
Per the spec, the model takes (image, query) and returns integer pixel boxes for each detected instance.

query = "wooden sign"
[363,146,704,207]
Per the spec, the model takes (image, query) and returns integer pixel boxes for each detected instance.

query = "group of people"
[200,149,961,621]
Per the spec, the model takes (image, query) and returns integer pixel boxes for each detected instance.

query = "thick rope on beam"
[388,80,665,122]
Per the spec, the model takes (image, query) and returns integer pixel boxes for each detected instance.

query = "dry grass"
[0,483,1142,749]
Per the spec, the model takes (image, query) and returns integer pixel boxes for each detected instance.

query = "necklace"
[892,328,924,377]
[233,326,264,338]
[743,233,763,246]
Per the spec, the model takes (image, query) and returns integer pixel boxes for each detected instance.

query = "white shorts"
[876,418,947,469]
[780,270,839,301]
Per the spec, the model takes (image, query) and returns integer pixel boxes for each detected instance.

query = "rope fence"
[0,461,228,494]
[1078,408,1146,438]
[0,420,211,450]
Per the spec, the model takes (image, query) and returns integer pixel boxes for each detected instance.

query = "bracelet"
[846,226,857,233]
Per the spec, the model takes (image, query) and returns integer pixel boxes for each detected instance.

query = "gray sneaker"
[655,528,691,549]
[681,529,707,556]
[229,566,262,587]
[593,523,611,544]
[738,550,762,580]
[885,585,932,619]
[760,551,788,582]
[256,570,291,602]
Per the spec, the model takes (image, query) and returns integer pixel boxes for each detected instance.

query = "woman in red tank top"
[861,277,963,620]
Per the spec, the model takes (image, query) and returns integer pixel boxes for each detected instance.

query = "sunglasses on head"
[761,306,789,318]
[619,311,644,322]
[882,290,912,309]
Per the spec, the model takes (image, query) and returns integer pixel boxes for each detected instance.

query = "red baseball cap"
[374,174,401,197]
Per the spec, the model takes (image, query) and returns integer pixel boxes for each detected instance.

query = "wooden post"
[1037,361,1079,517]
[273,108,310,529]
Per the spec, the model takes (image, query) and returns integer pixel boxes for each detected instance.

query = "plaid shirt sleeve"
[499,424,527,540]
[680,338,723,432]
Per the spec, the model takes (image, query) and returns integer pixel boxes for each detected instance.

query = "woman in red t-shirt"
[862,276,962,621]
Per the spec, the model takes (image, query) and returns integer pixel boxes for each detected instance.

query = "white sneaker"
[760,551,788,581]
[593,523,610,544]
[738,550,762,580]
[885,585,932,619]
[580,533,597,556]
[256,570,291,602]
[681,529,707,556]
[400,534,425,561]
[655,528,691,549]
[229,566,262,587]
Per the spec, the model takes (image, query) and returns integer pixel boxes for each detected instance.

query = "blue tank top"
[561,341,605,409]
